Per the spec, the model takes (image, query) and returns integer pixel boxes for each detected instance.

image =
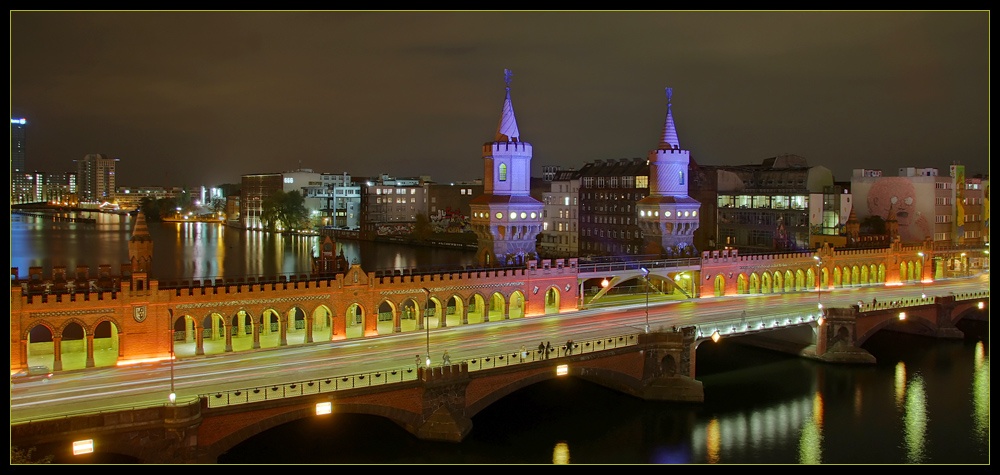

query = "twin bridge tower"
[471,72,700,267]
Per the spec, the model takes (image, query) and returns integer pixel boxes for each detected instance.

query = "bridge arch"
[737,273,748,294]
[509,290,525,318]
[444,294,465,326]
[21,320,57,370]
[312,305,333,342]
[854,313,939,347]
[376,300,397,335]
[713,274,725,297]
[468,293,487,324]
[487,292,506,321]
[345,303,366,339]
[544,287,560,314]
[750,273,760,294]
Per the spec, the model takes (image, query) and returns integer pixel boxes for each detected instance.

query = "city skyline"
[10,11,990,188]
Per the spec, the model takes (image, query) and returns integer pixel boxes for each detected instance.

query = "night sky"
[10,11,990,189]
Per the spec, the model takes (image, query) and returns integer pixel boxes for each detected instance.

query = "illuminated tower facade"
[637,88,701,257]
[469,70,544,266]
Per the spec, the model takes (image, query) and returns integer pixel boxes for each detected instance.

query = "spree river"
[10,212,990,464]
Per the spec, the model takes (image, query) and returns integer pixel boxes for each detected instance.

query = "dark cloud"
[10,11,989,188]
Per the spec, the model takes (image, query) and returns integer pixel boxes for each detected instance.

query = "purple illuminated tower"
[469,69,544,266]
[637,88,701,257]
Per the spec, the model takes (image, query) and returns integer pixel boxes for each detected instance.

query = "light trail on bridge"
[10,273,988,423]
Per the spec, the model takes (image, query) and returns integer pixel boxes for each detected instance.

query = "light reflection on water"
[11,213,477,281]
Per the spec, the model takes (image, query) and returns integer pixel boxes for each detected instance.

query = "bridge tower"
[469,69,544,266]
[128,209,153,290]
[637,88,702,257]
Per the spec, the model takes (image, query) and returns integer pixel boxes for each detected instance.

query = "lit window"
[499,163,507,181]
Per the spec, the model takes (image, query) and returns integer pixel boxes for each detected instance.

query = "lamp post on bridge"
[640,267,650,334]
[918,252,926,298]
[422,287,431,368]
[812,256,823,315]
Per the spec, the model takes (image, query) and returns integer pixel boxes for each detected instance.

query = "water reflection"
[903,375,928,463]
[693,393,816,463]
[972,341,990,446]
[798,392,823,464]
[552,442,570,464]
[11,213,477,281]
[894,362,907,407]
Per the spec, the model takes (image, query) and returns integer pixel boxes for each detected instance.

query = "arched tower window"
[499,163,507,181]
[678,170,684,186]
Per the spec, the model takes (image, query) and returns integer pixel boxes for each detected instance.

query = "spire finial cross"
[504,69,513,90]
[665,87,673,107]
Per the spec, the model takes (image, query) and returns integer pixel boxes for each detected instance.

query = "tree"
[261,190,310,232]
[11,446,53,464]
[412,213,432,242]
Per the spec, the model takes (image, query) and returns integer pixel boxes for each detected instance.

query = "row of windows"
[581,242,642,255]
[582,215,637,226]
[375,188,418,195]
[717,195,809,210]
[375,197,417,204]
[581,176,650,189]
[582,228,642,240]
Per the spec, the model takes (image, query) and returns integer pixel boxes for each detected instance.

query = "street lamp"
[917,252,926,298]
[168,310,176,405]
[640,267,650,334]
[422,288,431,368]
[812,256,823,313]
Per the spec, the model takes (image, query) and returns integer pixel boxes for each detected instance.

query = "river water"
[10,213,990,464]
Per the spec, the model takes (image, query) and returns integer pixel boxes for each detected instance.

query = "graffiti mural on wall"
[866,177,932,242]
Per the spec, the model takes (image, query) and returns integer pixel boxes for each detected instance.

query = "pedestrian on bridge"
[520,345,527,362]
[415,354,422,368]
[538,341,545,358]
[442,350,451,366]
[545,341,552,359]
[566,340,574,356]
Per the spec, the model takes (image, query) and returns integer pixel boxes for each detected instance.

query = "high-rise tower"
[637,88,701,257]
[11,118,29,202]
[469,69,544,266]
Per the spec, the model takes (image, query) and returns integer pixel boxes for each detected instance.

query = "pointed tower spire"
[128,209,154,275]
[130,209,152,243]
[659,87,680,150]
[495,68,521,142]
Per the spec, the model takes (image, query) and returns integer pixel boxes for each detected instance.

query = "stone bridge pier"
[813,307,879,364]
[411,364,474,442]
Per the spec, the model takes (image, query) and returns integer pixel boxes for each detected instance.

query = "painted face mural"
[867,177,929,241]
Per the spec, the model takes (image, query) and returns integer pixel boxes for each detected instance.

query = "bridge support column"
[85,334,95,368]
[195,325,204,356]
[636,329,703,403]
[810,307,876,364]
[412,364,473,443]
[933,296,965,339]
[53,336,63,371]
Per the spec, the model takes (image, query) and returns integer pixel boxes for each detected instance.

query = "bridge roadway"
[10,273,988,425]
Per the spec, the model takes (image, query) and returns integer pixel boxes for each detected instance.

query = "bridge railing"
[577,257,700,275]
[461,333,641,371]
[201,332,641,409]
[204,367,421,408]
[693,310,824,341]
